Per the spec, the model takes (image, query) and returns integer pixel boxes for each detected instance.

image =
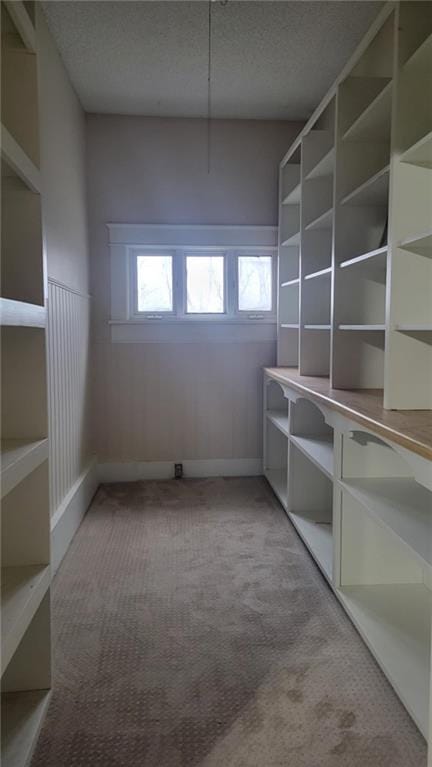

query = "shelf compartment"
[265,418,288,509]
[400,130,432,169]
[340,165,389,206]
[302,130,334,180]
[1,124,40,193]
[339,583,431,738]
[1,565,50,674]
[399,229,432,257]
[342,80,392,143]
[281,231,300,247]
[304,207,333,231]
[3,1,36,52]
[282,184,301,205]
[290,434,333,479]
[304,146,334,181]
[340,246,387,271]
[341,477,432,567]
[1,439,48,499]
[340,77,392,139]
[395,325,432,333]
[281,163,301,204]
[266,410,289,438]
[0,298,46,328]
[288,511,333,580]
[265,469,287,509]
[304,267,331,280]
[1,689,51,767]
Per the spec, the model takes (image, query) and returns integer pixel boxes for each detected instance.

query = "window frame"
[183,250,228,318]
[130,248,177,318]
[233,252,277,319]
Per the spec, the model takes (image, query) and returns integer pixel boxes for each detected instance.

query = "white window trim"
[108,224,278,343]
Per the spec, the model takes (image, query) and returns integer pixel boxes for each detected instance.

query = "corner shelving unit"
[278,146,301,367]
[1,3,52,766]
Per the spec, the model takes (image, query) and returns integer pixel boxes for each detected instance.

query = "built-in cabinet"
[277,1,432,409]
[0,3,52,766]
[264,369,432,757]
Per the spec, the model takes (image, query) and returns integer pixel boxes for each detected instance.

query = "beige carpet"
[31,477,426,767]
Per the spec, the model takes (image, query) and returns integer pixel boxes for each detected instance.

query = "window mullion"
[226,251,236,319]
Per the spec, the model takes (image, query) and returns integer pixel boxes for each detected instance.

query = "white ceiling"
[42,1,382,120]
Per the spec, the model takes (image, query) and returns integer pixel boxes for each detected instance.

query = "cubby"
[1,2,51,764]
[264,419,288,509]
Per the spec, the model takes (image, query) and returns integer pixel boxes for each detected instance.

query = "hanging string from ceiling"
[207,0,228,174]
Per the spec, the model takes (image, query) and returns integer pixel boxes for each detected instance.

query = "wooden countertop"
[265,367,432,461]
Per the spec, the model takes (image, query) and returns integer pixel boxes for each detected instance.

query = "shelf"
[265,469,287,508]
[401,130,432,169]
[1,689,51,767]
[402,29,432,79]
[342,81,392,143]
[341,477,432,567]
[304,147,335,180]
[340,165,389,206]
[303,325,331,331]
[305,207,333,231]
[0,298,46,329]
[281,324,299,329]
[266,410,289,438]
[399,229,432,257]
[3,1,36,52]
[1,565,51,674]
[338,324,385,331]
[1,439,48,499]
[281,278,299,287]
[290,434,333,478]
[1,125,40,193]
[281,231,300,247]
[339,583,431,738]
[340,246,387,271]
[288,512,332,579]
[304,267,331,280]
[282,184,301,205]
[395,325,432,333]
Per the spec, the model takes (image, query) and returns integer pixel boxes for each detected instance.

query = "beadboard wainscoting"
[47,279,97,569]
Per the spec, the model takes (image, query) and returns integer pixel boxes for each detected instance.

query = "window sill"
[108,318,277,344]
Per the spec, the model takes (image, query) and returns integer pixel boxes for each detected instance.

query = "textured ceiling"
[42,1,382,120]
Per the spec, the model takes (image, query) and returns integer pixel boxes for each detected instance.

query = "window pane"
[238,256,272,311]
[137,255,173,312]
[186,256,224,313]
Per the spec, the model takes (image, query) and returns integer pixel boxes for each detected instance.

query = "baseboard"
[98,458,263,483]
[50,458,99,574]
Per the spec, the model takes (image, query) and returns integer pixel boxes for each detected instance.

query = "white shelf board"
[305,207,333,231]
[281,278,299,287]
[266,410,289,438]
[339,583,431,738]
[281,231,300,247]
[282,184,301,205]
[341,477,432,567]
[338,324,385,331]
[399,229,432,257]
[303,325,331,331]
[0,298,46,329]
[288,512,333,580]
[265,468,287,509]
[304,267,332,280]
[290,434,334,479]
[1,565,51,674]
[304,147,335,180]
[340,246,387,271]
[395,324,432,333]
[1,125,40,193]
[403,30,432,78]
[340,165,389,207]
[1,689,51,767]
[280,323,299,329]
[1,439,48,499]
[342,81,392,143]
[4,1,36,52]
[401,130,432,169]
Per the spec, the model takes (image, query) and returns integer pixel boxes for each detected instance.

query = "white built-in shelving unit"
[1,3,52,766]
[277,0,432,410]
[270,1,432,760]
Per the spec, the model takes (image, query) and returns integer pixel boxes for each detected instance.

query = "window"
[238,255,273,312]
[186,255,225,314]
[136,254,173,313]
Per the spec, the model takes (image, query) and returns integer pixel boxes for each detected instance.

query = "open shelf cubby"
[264,418,288,509]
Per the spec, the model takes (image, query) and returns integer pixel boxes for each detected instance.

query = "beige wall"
[37,10,92,515]
[87,115,302,464]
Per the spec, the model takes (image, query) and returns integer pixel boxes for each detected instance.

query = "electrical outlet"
[174,463,183,479]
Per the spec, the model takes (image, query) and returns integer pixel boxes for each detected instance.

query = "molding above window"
[107,224,278,343]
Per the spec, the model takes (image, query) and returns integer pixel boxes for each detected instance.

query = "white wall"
[87,115,302,467]
[37,10,96,566]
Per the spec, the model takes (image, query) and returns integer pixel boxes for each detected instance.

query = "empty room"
[1,0,432,765]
